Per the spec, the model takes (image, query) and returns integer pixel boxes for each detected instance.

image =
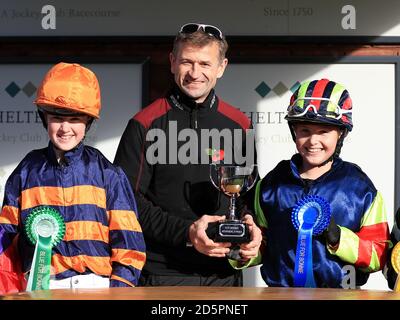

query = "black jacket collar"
[168,84,217,112]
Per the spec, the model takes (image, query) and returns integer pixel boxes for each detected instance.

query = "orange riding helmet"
[34,62,101,119]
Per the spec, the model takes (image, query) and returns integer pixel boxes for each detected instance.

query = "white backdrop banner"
[0,61,395,291]
[216,62,395,290]
[1,0,400,37]
[0,63,143,200]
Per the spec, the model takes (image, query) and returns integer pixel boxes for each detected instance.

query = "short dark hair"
[172,30,228,62]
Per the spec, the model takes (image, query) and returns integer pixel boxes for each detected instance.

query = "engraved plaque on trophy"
[209,164,258,243]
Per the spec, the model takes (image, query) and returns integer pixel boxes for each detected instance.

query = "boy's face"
[169,42,227,103]
[47,114,89,152]
[293,122,341,170]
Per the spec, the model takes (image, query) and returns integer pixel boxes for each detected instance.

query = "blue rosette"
[291,195,331,288]
[291,195,331,235]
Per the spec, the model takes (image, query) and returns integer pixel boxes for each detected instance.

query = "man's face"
[170,42,228,103]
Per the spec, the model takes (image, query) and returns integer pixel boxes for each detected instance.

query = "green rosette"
[24,206,65,291]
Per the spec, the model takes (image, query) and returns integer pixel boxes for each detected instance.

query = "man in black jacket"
[114,23,261,286]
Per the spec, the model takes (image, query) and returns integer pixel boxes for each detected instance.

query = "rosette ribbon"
[291,195,331,287]
[24,206,65,291]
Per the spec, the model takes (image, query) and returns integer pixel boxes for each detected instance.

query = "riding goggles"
[287,97,352,120]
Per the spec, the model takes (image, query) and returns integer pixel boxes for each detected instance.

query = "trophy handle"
[235,164,258,195]
[244,164,258,192]
[209,163,221,190]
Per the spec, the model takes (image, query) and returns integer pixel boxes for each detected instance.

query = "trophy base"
[214,220,250,243]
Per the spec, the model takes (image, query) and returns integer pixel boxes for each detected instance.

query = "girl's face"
[47,114,89,153]
[294,122,341,172]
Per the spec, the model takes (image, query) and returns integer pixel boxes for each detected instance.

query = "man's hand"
[188,215,231,257]
[238,214,262,262]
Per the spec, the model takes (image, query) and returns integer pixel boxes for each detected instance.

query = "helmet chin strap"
[52,144,66,165]
[38,110,47,129]
[316,128,348,167]
[317,155,334,168]
[86,118,94,133]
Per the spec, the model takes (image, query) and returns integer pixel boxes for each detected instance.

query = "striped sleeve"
[0,171,27,293]
[254,180,268,229]
[0,170,22,255]
[230,180,265,270]
[250,179,267,265]
[108,168,146,287]
[328,191,391,272]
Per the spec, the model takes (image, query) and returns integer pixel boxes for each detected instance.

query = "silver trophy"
[209,164,258,243]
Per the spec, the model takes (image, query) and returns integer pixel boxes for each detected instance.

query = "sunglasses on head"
[179,23,224,40]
